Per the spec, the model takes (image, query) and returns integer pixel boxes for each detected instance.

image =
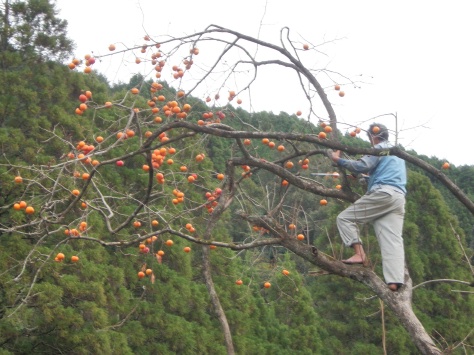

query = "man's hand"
[331,150,341,164]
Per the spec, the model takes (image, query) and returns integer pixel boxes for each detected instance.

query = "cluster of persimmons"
[19,38,449,289]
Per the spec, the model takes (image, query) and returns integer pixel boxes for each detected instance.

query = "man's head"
[367,123,389,143]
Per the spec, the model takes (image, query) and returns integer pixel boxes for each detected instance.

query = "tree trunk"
[1,0,10,53]
[384,285,441,355]
[201,245,235,354]
[269,226,443,355]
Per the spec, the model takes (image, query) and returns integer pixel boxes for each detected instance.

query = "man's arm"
[331,150,380,174]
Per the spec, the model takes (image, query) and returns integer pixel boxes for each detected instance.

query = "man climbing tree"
[331,123,407,291]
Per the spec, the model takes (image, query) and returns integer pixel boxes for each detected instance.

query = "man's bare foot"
[342,253,366,265]
[388,283,402,291]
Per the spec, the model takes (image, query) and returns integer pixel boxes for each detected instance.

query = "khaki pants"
[337,186,406,284]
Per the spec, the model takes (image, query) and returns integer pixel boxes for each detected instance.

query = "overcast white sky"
[55,0,474,166]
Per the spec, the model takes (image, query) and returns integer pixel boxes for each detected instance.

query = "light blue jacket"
[336,141,407,194]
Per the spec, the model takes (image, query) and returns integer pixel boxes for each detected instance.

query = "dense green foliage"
[0,0,73,60]
[0,2,473,353]
[406,151,474,250]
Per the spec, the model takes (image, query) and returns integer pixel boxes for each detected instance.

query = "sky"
[55,0,474,166]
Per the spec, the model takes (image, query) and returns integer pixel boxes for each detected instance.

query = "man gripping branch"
[331,123,407,291]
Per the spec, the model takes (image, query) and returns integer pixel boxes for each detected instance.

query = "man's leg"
[337,190,402,265]
[373,194,405,287]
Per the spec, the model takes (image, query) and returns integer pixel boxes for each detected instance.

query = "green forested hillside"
[406,152,474,249]
[1,1,473,354]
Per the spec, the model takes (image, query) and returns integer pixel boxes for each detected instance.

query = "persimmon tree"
[2,25,473,354]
